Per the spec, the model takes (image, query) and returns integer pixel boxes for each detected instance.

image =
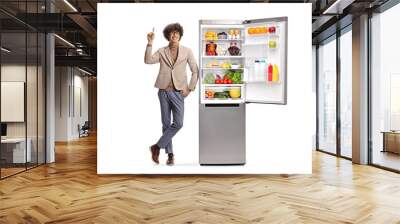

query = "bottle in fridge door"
[272,64,279,83]
[267,63,273,82]
[253,60,259,82]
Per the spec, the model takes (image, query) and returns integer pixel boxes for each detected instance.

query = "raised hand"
[147,27,155,44]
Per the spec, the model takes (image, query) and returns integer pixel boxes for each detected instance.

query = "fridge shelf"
[202,39,243,41]
[243,42,278,47]
[243,42,267,46]
[203,84,244,87]
[201,24,244,29]
[246,33,280,37]
[202,68,244,70]
[201,98,244,104]
[245,80,282,84]
[202,56,244,58]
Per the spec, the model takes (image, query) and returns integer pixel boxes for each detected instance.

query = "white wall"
[55,67,89,141]
[55,66,69,141]
[72,72,89,138]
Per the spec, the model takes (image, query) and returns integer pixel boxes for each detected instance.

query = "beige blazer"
[144,44,199,91]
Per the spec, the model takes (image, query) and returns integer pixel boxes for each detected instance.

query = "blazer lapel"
[163,47,174,68]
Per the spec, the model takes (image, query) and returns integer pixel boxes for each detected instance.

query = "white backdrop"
[97,3,313,174]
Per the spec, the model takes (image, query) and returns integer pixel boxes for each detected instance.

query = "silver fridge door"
[199,103,246,165]
[242,17,288,105]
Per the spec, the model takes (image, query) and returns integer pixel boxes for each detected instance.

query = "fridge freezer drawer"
[199,103,246,165]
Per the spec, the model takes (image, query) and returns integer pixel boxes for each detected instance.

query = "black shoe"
[166,153,174,166]
[149,144,160,164]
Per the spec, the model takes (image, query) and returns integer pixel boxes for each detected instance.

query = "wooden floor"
[1,167,26,178]
[1,163,44,178]
[1,134,400,223]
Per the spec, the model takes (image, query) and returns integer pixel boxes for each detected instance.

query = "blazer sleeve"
[144,44,160,64]
[187,48,199,91]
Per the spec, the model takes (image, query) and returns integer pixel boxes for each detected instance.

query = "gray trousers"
[156,89,184,154]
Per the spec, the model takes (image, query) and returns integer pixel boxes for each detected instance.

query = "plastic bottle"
[272,64,279,82]
[259,60,265,81]
[267,64,273,82]
[253,60,259,82]
[259,59,266,81]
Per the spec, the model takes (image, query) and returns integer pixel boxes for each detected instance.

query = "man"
[145,23,199,165]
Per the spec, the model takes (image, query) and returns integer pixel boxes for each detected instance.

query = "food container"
[216,43,228,56]
[205,31,217,40]
[228,42,241,56]
[206,42,217,56]
[217,32,227,40]
[231,64,240,69]
[234,29,240,39]
[205,89,215,99]
[220,61,231,69]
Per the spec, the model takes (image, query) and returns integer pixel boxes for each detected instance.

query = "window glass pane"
[312,45,317,150]
[340,29,352,158]
[318,37,337,154]
[371,4,400,171]
[1,31,27,177]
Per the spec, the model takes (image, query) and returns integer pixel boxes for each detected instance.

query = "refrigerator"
[199,17,288,165]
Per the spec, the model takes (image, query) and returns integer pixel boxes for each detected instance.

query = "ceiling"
[0,0,395,75]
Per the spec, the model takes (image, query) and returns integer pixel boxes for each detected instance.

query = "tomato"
[227,79,232,84]
[223,80,228,84]
[215,80,219,84]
